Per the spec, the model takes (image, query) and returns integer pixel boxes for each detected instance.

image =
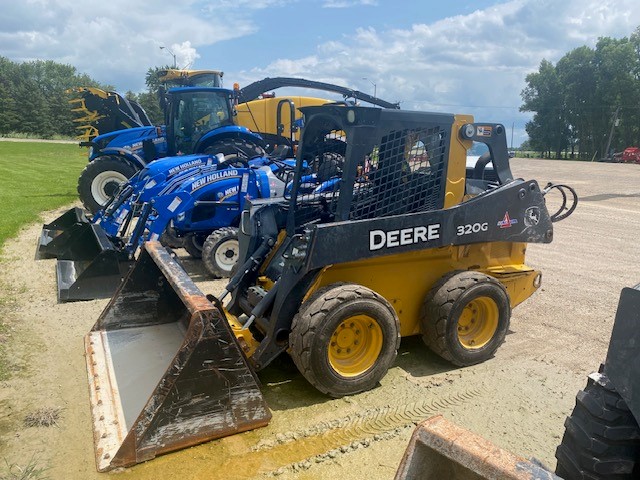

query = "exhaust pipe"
[85,242,271,471]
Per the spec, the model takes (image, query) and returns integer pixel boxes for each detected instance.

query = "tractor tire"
[204,138,265,164]
[555,371,640,479]
[421,271,510,367]
[78,156,138,214]
[182,232,207,258]
[159,226,184,249]
[289,283,400,398]
[202,228,239,278]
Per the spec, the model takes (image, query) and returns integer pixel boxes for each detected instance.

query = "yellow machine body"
[236,96,331,143]
[306,243,539,338]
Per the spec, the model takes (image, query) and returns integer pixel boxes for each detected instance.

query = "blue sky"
[2,0,639,146]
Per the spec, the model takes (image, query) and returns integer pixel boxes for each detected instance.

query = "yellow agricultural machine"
[84,104,576,471]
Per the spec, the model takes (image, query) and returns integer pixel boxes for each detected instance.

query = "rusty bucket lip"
[85,332,128,472]
[395,415,557,480]
[85,242,271,472]
[143,241,213,314]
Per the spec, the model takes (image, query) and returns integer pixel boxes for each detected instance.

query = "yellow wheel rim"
[457,296,499,349]
[328,315,383,377]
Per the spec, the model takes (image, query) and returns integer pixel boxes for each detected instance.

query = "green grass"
[0,142,85,252]
[0,141,84,381]
[1,455,49,480]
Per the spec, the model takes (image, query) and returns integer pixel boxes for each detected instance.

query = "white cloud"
[2,0,638,144]
[239,0,640,145]
[1,0,257,91]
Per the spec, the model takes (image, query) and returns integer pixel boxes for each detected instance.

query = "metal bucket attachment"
[53,221,132,302]
[85,242,271,472]
[394,416,559,480]
[35,207,93,260]
[56,254,132,302]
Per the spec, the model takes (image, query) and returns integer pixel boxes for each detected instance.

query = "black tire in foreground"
[555,370,640,480]
[421,271,510,367]
[77,156,139,214]
[201,228,239,278]
[289,283,401,398]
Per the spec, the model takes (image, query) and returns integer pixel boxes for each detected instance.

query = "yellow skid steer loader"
[85,105,576,471]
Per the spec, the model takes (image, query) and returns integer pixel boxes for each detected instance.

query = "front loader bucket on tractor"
[35,207,133,302]
[35,207,92,260]
[85,242,271,471]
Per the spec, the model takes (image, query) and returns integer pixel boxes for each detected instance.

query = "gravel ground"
[1,157,638,479]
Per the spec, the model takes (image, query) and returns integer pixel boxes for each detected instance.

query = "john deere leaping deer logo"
[524,207,541,227]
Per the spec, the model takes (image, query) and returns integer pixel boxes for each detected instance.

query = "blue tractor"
[36,150,339,301]
[77,85,265,213]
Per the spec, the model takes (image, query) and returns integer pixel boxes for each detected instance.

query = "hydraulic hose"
[543,182,578,222]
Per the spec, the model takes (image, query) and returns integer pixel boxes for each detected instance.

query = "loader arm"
[238,77,400,109]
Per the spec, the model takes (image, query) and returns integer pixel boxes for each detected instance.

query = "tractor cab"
[164,87,235,155]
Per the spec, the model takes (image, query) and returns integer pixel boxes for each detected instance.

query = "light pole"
[160,46,177,68]
[511,122,514,150]
[362,77,377,99]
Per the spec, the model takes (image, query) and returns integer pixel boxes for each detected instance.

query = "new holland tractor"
[77,85,266,213]
[81,104,576,471]
[36,151,312,302]
[74,72,399,214]
[36,147,344,301]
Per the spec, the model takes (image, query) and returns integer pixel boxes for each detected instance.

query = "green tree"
[0,59,19,134]
[0,57,108,138]
[556,46,597,159]
[520,59,569,158]
[521,27,640,160]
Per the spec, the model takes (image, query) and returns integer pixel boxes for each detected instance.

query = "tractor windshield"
[171,90,233,154]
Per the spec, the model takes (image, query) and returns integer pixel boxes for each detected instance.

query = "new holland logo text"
[168,159,204,176]
[369,224,441,251]
[190,169,239,191]
[497,211,518,229]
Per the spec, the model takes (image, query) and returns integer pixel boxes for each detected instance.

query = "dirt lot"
[1,158,638,479]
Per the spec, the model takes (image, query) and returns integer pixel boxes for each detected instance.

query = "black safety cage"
[287,106,454,230]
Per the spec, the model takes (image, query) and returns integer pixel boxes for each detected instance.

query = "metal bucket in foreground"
[85,241,271,471]
[395,416,559,480]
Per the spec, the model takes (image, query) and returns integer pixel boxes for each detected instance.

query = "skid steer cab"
[85,105,577,470]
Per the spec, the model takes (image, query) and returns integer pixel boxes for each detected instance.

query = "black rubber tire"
[204,138,265,166]
[421,271,510,367]
[289,283,400,398]
[201,227,239,278]
[182,232,207,258]
[159,226,184,249]
[555,372,640,480]
[77,156,138,214]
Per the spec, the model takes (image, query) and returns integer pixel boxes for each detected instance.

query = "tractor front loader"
[85,105,576,471]
[38,154,299,302]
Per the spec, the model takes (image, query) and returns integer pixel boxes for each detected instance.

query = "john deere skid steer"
[85,105,576,471]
